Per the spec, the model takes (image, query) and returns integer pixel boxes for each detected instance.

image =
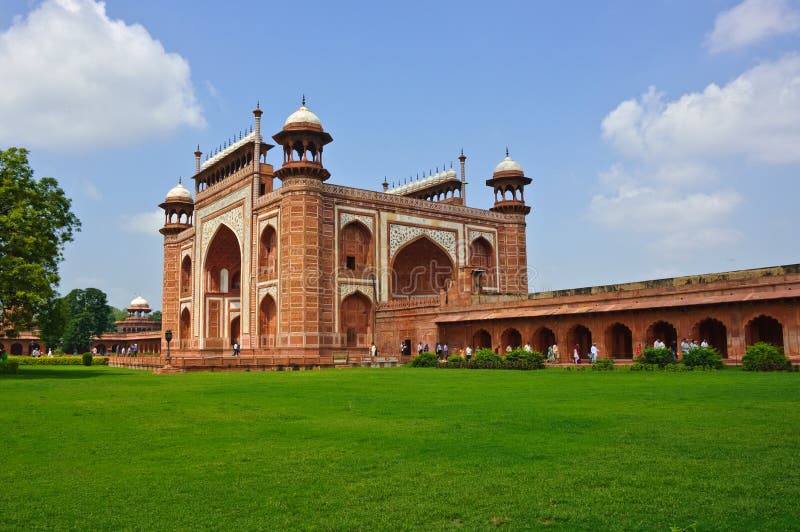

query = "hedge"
[8,355,109,366]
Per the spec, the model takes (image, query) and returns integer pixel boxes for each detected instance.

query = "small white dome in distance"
[130,295,149,307]
[494,155,523,173]
[446,168,457,178]
[284,106,322,127]
[166,182,192,201]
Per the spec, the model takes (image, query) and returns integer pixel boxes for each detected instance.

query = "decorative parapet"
[376,296,440,311]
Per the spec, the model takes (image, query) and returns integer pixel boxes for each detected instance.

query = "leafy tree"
[37,296,67,350]
[108,306,127,327]
[149,310,162,322]
[0,147,80,337]
[61,288,113,353]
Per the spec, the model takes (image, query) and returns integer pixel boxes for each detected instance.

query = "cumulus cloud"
[706,0,800,53]
[0,0,205,150]
[121,210,163,235]
[601,55,800,164]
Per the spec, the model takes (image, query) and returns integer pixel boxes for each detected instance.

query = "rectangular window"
[346,256,356,270]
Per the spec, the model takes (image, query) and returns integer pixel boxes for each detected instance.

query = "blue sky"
[1,0,799,310]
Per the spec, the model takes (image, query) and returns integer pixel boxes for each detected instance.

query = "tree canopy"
[61,288,113,353]
[0,147,80,337]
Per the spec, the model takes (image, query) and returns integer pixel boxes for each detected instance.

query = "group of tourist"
[116,344,138,356]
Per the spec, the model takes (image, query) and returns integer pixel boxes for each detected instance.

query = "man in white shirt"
[590,343,599,363]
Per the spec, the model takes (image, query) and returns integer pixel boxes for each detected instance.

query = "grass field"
[1,366,798,530]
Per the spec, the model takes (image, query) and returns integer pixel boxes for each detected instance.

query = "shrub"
[82,353,93,366]
[472,349,504,369]
[637,347,676,368]
[0,360,19,374]
[592,358,615,371]
[409,352,438,368]
[742,342,790,372]
[447,355,464,364]
[8,355,108,366]
[504,349,546,370]
[681,347,724,369]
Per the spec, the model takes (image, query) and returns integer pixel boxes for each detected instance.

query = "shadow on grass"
[2,367,136,380]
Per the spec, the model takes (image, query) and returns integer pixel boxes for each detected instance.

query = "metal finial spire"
[506,146,509,157]
[178,176,182,184]
[302,94,306,106]
[461,148,464,156]
[450,161,453,168]
[256,100,260,109]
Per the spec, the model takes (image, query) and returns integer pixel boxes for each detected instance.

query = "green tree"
[149,310,162,322]
[38,296,67,350]
[61,288,113,353]
[108,306,127,328]
[0,147,80,337]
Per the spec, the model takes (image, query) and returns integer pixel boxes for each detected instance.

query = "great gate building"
[156,101,800,369]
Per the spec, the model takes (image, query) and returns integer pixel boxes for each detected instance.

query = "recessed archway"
[567,324,592,358]
[470,237,496,289]
[533,327,556,353]
[258,295,277,348]
[340,292,372,347]
[646,320,677,349]
[10,343,22,355]
[605,322,633,358]
[693,318,728,357]
[259,226,277,281]
[472,329,492,350]
[391,236,454,297]
[230,316,240,347]
[500,328,522,351]
[205,225,241,295]
[745,315,784,349]
[339,221,373,277]
[180,308,191,348]
[180,256,192,297]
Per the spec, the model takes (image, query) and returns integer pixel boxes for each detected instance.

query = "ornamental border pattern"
[340,283,374,303]
[469,230,496,247]
[258,285,278,303]
[340,212,374,233]
[388,223,457,264]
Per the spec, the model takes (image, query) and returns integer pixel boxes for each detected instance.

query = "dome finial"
[178,176,182,184]
[302,94,306,107]
[256,100,260,109]
[506,146,509,157]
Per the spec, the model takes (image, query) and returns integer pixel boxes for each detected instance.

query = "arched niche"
[745,315,784,349]
[567,324,592,358]
[180,255,192,297]
[472,329,492,350]
[259,225,278,281]
[180,308,191,346]
[259,295,277,348]
[204,225,241,295]
[340,292,372,347]
[532,327,556,353]
[339,221,373,277]
[693,318,728,357]
[646,320,677,349]
[605,322,633,358]
[501,328,522,351]
[391,236,454,298]
[470,236,496,289]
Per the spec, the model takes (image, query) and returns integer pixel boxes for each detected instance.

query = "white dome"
[494,155,523,173]
[446,168,457,178]
[130,295,149,308]
[166,182,192,201]
[284,106,322,127]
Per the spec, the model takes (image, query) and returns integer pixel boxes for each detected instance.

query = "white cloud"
[80,178,102,200]
[706,0,800,53]
[0,0,205,150]
[602,55,800,164]
[121,210,163,235]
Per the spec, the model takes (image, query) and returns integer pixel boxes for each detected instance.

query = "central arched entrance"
[391,236,454,297]
[605,323,633,358]
[204,224,241,348]
[340,292,372,347]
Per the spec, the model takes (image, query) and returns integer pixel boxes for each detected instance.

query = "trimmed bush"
[637,347,676,368]
[742,342,790,372]
[681,347,724,369]
[0,360,19,374]
[592,358,615,371]
[447,355,464,364]
[472,349,504,369]
[82,353,93,366]
[8,355,108,366]
[504,349,546,370]
[409,352,438,368]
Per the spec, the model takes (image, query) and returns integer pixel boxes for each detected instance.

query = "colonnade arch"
[693,318,728,357]
[500,328,522,350]
[745,315,784,349]
[472,329,492,349]
[646,320,677,349]
[532,327,556,353]
[605,323,633,358]
[567,324,592,358]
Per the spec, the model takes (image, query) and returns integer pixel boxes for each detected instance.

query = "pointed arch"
[259,225,278,281]
[745,315,784,349]
[532,326,556,353]
[646,320,677,349]
[605,322,633,358]
[692,317,728,357]
[567,324,592,358]
[180,255,192,297]
[180,307,191,348]
[472,329,492,350]
[340,292,372,347]
[470,236,496,289]
[390,235,454,297]
[204,224,241,295]
[259,295,277,348]
[339,220,374,277]
[501,328,522,350]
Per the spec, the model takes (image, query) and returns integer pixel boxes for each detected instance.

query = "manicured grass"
[1,366,798,530]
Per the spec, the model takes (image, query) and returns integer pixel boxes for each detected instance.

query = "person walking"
[443,343,449,358]
[465,346,472,361]
[232,341,240,357]
[590,343,598,363]
[573,344,581,365]
[417,342,423,355]
[370,343,377,357]
[552,344,560,363]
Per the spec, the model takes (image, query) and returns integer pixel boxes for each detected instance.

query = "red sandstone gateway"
[139,101,798,371]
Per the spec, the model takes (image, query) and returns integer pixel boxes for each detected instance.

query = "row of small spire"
[202,126,255,161]
[383,160,460,189]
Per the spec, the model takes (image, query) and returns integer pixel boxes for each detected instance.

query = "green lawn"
[1,366,798,530]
